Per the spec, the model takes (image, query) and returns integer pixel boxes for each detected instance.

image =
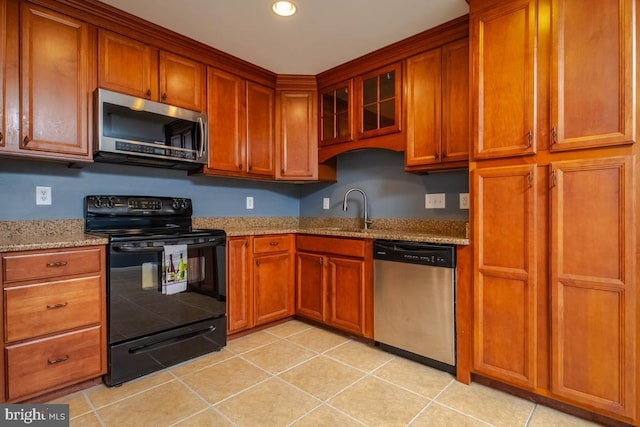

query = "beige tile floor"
[50,320,602,427]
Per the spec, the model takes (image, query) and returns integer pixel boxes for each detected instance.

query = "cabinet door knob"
[526,131,533,147]
[434,152,439,160]
[0,131,3,143]
[551,127,557,144]
[269,241,279,246]
[22,136,30,146]
[146,89,152,98]
[161,92,167,101]
[256,260,260,266]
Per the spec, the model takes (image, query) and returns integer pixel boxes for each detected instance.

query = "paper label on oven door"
[142,262,158,289]
[162,244,188,295]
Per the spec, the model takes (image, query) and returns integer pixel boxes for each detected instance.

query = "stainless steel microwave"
[94,88,208,170]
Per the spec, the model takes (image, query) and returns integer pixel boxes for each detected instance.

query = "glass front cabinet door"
[357,62,402,139]
[320,81,353,145]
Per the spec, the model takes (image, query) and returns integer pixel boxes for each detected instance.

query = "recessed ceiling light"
[272,1,297,17]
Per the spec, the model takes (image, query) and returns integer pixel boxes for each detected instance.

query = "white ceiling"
[98,0,469,75]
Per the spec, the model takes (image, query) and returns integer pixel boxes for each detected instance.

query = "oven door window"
[109,244,225,344]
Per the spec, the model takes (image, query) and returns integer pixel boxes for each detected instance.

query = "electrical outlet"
[459,193,469,209]
[323,197,330,210]
[36,186,52,205]
[425,193,446,209]
[246,196,254,209]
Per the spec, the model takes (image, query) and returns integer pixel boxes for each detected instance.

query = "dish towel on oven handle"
[162,244,188,295]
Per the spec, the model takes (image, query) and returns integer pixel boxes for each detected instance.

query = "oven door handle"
[127,325,216,355]
[111,246,165,253]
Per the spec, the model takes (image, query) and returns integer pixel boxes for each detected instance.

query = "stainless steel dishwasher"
[374,240,456,374]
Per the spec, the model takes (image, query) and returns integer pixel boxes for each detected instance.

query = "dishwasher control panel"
[373,240,455,268]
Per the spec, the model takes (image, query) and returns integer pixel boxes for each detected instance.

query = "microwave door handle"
[197,117,205,159]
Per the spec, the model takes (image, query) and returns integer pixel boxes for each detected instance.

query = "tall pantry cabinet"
[469,0,638,424]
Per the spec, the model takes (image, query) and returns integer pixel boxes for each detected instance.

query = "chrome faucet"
[342,187,373,230]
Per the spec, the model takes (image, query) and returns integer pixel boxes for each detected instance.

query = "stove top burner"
[84,195,224,241]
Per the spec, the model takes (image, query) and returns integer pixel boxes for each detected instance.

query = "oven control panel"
[85,195,192,216]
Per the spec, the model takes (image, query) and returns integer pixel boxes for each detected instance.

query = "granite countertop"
[195,217,470,246]
[0,220,108,252]
[0,217,469,252]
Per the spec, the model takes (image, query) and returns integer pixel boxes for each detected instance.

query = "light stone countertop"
[0,220,108,252]
[195,217,470,245]
[0,217,469,252]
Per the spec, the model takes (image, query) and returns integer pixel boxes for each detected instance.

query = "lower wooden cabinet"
[1,245,106,402]
[295,235,373,338]
[226,234,295,334]
[549,156,636,420]
[472,155,637,423]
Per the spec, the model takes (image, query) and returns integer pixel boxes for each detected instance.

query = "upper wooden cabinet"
[17,1,94,161]
[405,38,469,172]
[549,0,635,151]
[320,80,353,146]
[98,29,205,112]
[159,51,206,112]
[275,76,319,180]
[356,62,402,140]
[0,0,6,150]
[471,0,536,159]
[205,67,274,178]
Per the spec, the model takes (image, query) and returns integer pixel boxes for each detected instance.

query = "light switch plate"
[459,193,469,209]
[246,196,254,209]
[425,193,445,209]
[323,197,330,210]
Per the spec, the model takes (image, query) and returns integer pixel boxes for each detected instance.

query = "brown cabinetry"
[320,81,353,146]
[1,245,106,402]
[549,0,635,151]
[295,235,373,338]
[98,29,205,112]
[226,235,294,334]
[0,1,94,162]
[205,67,274,178]
[253,234,295,325]
[469,0,638,423]
[471,0,536,159]
[356,62,402,140]
[275,76,319,180]
[549,156,636,419]
[472,164,537,389]
[405,38,469,171]
[0,0,7,150]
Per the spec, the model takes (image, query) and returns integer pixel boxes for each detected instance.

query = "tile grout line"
[524,403,537,426]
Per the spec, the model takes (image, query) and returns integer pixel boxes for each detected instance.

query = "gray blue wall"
[0,158,300,220]
[300,149,469,220]
[0,149,468,221]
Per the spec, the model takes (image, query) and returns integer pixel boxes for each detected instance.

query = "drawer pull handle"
[46,261,68,268]
[269,241,279,246]
[48,355,69,365]
[46,302,68,310]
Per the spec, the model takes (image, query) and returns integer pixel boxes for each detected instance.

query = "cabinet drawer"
[6,326,103,400]
[297,235,367,258]
[5,276,102,343]
[3,247,102,284]
[253,235,291,254]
